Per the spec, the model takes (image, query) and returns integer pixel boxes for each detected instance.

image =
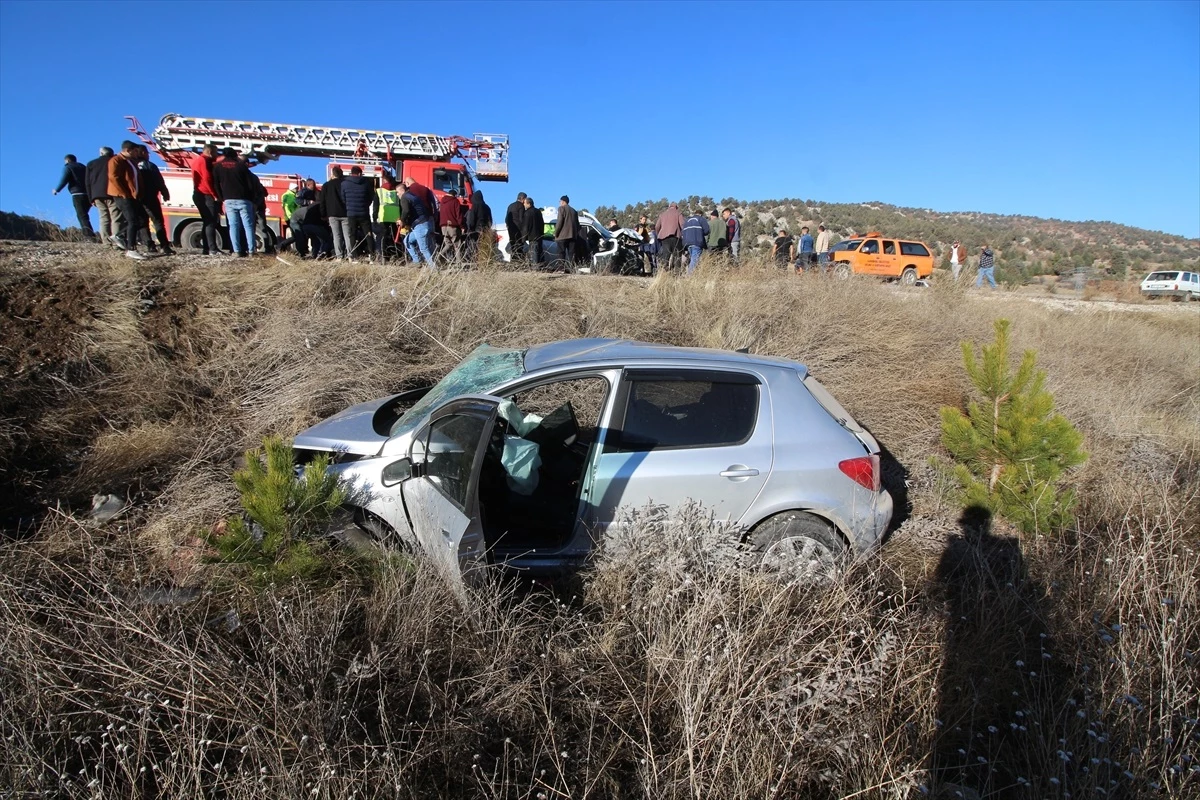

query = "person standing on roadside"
[210,147,257,258]
[107,141,152,260]
[723,208,741,263]
[135,146,173,255]
[401,175,438,265]
[505,191,527,259]
[949,239,966,281]
[772,228,795,269]
[321,166,348,259]
[86,146,121,248]
[400,176,437,267]
[635,214,657,275]
[706,209,725,253]
[339,166,376,259]
[655,202,685,272]
[681,208,710,275]
[522,196,544,268]
[555,195,580,271]
[53,154,95,239]
[282,183,298,225]
[374,176,401,261]
[815,224,832,271]
[976,244,997,288]
[464,188,493,260]
[438,189,466,261]
[797,226,815,271]
[186,144,221,255]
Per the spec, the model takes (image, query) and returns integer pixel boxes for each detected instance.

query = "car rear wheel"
[749,511,847,581]
[900,267,917,286]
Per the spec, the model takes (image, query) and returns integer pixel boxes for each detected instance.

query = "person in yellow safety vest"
[282,184,298,224]
[374,176,401,261]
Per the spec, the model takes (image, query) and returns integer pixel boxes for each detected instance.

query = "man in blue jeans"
[681,208,710,274]
[976,244,997,288]
[796,226,815,272]
[400,176,437,267]
[210,148,257,257]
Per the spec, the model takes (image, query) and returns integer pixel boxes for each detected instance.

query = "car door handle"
[720,467,760,478]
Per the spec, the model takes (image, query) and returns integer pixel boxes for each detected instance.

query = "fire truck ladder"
[126,114,509,181]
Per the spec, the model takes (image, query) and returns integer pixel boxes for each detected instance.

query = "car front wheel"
[748,511,847,581]
[834,262,852,280]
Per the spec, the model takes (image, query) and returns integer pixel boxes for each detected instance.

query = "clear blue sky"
[2,0,1197,237]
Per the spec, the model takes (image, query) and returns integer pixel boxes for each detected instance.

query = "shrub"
[939,319,1087,534]
[208,436,349,584]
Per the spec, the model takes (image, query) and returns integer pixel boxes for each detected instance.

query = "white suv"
[1141,270,1200,301]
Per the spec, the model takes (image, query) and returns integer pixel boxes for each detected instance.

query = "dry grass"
[1,244,1197,797]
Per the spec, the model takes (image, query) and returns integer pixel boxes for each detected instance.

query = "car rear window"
[1146,272,1180,281]
[618,376,758,451]
[900,242,930,256]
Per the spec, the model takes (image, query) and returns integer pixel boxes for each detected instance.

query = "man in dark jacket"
[339,166,376,259]
[321,166,348,258]
[135,146,173,254]
[521,196,544,268]
[239,155,275,254]
[681,209,710,275]
[554,195,580,271]
[464,189,493,261]
[400,177,437,267]
[505,191,527,256]
[210,147,258,257]
[53,154,95,239]
[86,146,121,248]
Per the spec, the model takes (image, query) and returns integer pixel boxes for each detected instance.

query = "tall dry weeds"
[1,246,1197,797]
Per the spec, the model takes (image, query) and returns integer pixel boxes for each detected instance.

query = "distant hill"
[0,211,85,242]
[592,197,1200,281]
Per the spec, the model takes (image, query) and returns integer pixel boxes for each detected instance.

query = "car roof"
[523,338,807,375]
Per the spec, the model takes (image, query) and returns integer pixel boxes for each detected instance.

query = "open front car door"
[390,396,503,581]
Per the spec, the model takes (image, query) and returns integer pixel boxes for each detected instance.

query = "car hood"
[294,395,393,456]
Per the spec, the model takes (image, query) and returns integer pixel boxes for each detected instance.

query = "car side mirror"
[381,457,418,486]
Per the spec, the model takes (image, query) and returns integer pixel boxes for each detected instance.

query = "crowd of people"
[56,148,999,284]
[55,142,496,267]
[55,142,176,260]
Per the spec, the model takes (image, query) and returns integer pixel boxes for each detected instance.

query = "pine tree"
[209,436,349,583]
[939,319,1087,534]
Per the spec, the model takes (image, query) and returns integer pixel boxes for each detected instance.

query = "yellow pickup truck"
[829,232,936,284]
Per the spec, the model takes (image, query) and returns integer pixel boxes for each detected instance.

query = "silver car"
[293,339,893,578]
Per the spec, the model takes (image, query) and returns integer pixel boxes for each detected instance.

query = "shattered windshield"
[389,344,526,437]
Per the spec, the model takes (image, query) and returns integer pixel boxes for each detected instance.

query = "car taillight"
[839,454,880,491]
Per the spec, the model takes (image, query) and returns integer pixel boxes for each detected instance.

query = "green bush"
[208,436,349,584]
[939,319,1087,534]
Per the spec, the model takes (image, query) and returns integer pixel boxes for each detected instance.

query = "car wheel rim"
[760,535,838,580]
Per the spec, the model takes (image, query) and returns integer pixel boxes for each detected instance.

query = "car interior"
[476,378,609,553]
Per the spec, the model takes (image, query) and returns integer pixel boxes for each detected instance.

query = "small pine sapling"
[209,436,348,583]
[939,319,1087,534]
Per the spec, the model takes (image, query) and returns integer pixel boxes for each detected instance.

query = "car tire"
[748,511,847,580]
[900,267,917,286]
[834,263,852,280]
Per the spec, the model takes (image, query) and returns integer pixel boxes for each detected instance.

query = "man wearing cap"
[976,244,997,288]
[949,240,966,281]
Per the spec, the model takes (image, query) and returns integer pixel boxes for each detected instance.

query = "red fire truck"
[126,113,509,252]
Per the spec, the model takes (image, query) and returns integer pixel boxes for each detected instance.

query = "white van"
[1140,270,1200,301]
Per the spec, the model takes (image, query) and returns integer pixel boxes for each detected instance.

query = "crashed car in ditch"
[293,339,893,579]
[493,209,643,274]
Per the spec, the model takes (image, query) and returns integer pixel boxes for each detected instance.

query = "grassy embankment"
[1,245,1197,797]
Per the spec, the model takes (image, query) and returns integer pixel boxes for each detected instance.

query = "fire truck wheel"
[179,222,204,252]
[255,229,276,253]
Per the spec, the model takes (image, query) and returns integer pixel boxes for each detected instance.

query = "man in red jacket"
[438,189,465,260]
[188,144,221,255]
